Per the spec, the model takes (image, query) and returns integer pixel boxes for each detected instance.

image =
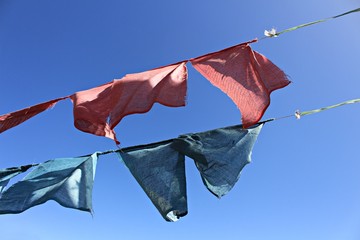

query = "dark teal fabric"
[0,167,29,194]
[171,123,263,198]
[0,123,264,221]
[0,153,98,214]
[118,141,187,222]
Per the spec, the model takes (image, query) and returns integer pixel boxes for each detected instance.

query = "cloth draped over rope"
[171,123,263,198]
[190,40,290,128]
[0,153,98,215]
[71,62,188,144]
[0,40,289,143]
[0,97,69,134]
[0,6,359,222]
[117,141,188,222]
[0,92,359,220]
[0,123,264,221]
[2,7,358,141]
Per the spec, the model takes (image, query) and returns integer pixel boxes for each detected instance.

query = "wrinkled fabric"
[191,39,290,128]
[0,153,98,214]
[0,97,69,134]
[171,123,263,198]
[0,165,33,194]
[117,140,187,222]
[71,83,116,141]
[72,62,188,144]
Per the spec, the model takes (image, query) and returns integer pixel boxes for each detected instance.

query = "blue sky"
[1,0,360,239]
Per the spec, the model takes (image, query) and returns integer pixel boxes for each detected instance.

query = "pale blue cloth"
[0,153,98,214]
[118,141,187,222]
[171,123,263,198]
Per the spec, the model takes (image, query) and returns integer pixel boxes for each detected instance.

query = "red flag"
[190,39,290,128]
[71,82,116,142]
[71,62,188,144]
[0,97,68,134]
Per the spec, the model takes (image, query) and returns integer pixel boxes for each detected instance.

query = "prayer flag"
[0,97,68,134]
[0,153,98,214]
[118,141,187,221]
[171,123,263,198]
[191,40,290,128]
[72,62,188,144]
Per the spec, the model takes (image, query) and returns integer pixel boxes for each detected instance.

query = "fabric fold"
[117,140,187,222]
[71,62,188,144]
[190,39,290,128]
[0,165,34,194]
[0,153,98,214]
[0,97,69,134]
[171,123,263,198]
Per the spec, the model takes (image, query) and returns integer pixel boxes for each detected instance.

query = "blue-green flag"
[0,153,98,214]
[171,123,263,198]
[118,141,187,222]
[0,165,33,194]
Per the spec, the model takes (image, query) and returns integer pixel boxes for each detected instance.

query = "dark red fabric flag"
[190,39,290,128]
[0,97,68,134]
[71,62,188,144]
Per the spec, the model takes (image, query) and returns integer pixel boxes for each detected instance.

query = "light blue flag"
[118,141,187,222]
[171,123,263,198]
[0,153,98,214]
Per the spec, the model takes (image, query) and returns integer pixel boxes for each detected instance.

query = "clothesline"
[1,97,359,221]
[1,8,359,145]
[259,7,360,39]
[1,123,264,221]
[1,8,360,222]
[0,40,290,145]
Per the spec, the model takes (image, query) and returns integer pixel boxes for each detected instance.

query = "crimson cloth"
[0,97,68,134]
[190,39,290,128]
[71,62,188,144]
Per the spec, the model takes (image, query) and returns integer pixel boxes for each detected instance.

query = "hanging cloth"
[0,153,98,214]
[117,140,188,222]
[0,97,68,134]
[191,39,290,128]
[171,123,264,198]
[71,62,188,144]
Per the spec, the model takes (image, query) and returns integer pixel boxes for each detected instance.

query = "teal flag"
[0,153,98,214]
[0,165,33,194]
[118,141,187,222]
[171,123,263,198]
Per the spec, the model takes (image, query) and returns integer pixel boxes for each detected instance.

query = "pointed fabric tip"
[190,40,290,128]
[0,96,69,134]
[117,141,188,222]
[171,123,263,198]
[0,153,98,215]
[72,62,188,143]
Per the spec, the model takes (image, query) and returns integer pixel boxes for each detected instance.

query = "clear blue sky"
[1,1,360,239]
